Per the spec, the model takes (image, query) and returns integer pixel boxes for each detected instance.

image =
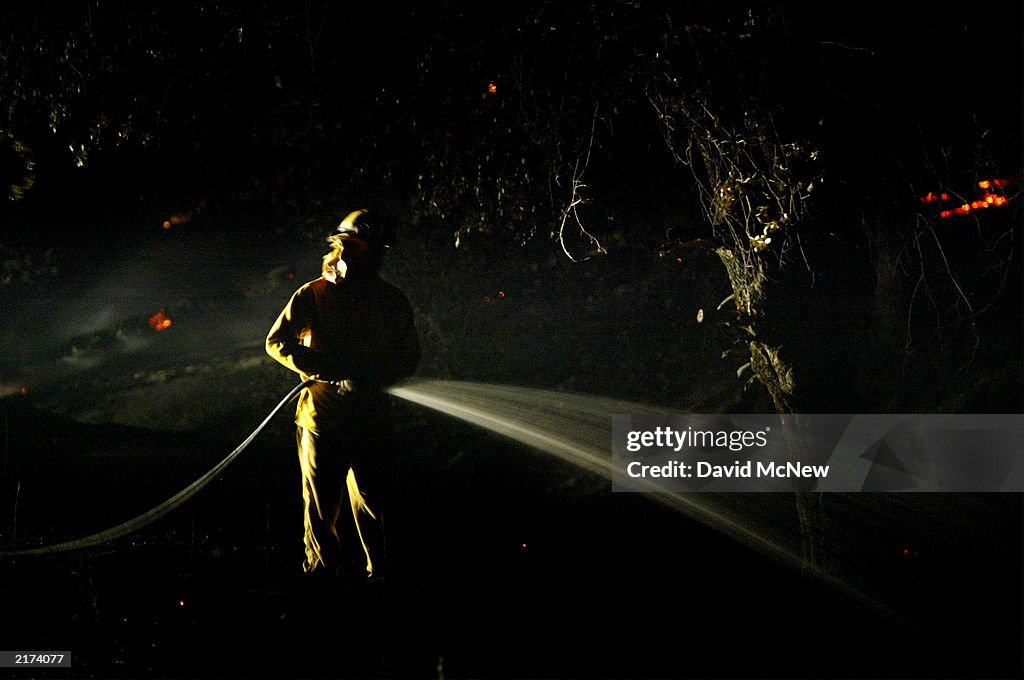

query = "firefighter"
[266,209,420,582]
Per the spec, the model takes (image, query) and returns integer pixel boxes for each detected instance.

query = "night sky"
[1,3,1022,679]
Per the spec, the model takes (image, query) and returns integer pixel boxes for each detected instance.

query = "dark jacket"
[266,274,420,432]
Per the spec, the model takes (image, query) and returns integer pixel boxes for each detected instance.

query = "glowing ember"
[920,179,1010,219]
[161,210,193,230]
[488,82,497,94]
[148,310,172,331]
[20,386,27,396]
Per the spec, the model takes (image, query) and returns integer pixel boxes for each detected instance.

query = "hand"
[305,375,354,394]
[314,378,355,394]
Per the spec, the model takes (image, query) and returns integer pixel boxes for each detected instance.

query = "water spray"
[389,380,804,565]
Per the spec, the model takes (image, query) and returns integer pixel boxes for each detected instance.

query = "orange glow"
[148,310,172,331]
[922,179,1011,219]
[20,386,27,396]
[161,210,193,230]
[945,190,1010,216]
[488,83,497,93]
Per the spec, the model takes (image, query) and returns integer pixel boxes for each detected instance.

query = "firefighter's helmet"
[328,209,396,249]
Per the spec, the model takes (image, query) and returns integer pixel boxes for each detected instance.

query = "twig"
[556,104,607,262]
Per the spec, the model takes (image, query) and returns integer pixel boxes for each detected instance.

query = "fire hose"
[0,378,315,558]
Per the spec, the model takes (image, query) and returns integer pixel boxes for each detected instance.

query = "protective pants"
[296,425,392,578]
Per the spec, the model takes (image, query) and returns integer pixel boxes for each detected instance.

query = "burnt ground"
[0,397,1021,680]
[0,199,1020,680]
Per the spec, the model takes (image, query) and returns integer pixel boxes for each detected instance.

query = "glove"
[325,379,356,395]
